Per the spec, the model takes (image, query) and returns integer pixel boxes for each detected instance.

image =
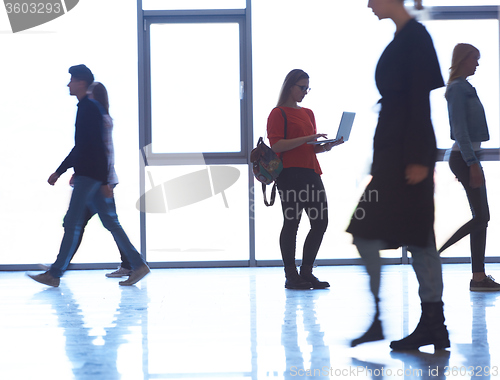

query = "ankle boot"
[284,266,312,290]
[390,302,450,351]
[351,300,384,347]
[299,264,330,289]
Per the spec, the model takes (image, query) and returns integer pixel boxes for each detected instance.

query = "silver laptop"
[308,111,355,145]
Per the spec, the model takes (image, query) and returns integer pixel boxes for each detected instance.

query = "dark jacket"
[347,19,444,247]
[56,96,108,184]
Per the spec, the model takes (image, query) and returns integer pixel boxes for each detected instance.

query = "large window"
[252,1,500,264]
[0,0,140,268]
[1,1,499,269]
[143,165,250,262]
[427,20,499,149]
[425,17,500,260]
[251,0,408,263]
[150,22,242,154]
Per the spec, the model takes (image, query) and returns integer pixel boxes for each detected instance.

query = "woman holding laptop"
[267,69,341,290]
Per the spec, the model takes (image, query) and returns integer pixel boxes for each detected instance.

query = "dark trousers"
[440,151,489,273]
[276,168,328,267]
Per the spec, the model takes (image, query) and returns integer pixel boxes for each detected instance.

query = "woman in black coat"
[347,0,449,351]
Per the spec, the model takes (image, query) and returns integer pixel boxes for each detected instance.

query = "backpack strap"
[262,107,287,207]
[263,182,278,207]
[276,107,287,140]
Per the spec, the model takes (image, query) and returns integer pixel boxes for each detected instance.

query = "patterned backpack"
[250,107,287,206]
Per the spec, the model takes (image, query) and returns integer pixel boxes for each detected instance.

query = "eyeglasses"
[294,84,311,93]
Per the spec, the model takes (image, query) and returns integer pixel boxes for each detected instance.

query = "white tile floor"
[1,263,500,379]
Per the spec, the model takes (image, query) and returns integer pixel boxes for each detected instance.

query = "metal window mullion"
[138,0,148,261]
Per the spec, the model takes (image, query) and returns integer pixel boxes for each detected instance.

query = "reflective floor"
[1,264,499,379]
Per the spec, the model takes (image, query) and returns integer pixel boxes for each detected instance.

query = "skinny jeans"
[50,175,145,278]
[276,168,328,267]
[439,151,489,273]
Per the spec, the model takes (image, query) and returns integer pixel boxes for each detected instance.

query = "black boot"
[299,265,330,289]
[351,299,384,347]
[284,266,312,290]
[390,302,450,351]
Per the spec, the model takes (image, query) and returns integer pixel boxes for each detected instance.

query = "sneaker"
[27,271,60,287]
[470,275,500,291]
[106,266,132,278]
[119,264,150,286]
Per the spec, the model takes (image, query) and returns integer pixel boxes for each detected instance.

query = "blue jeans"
[50,176,145,278]
[353,234,443,303]
[73,186,131,270]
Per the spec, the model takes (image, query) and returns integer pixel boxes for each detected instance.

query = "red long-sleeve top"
[267,106,322,175]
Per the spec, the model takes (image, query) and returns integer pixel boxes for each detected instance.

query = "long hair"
[88,82,110,115]
[447,43,480,87]
[276,69,309,107]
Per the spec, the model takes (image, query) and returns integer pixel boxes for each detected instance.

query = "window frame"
[137,3,256,265]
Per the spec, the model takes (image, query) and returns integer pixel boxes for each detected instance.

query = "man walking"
[28,64,149,287]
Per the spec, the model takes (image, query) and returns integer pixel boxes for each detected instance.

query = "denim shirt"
[446,78,489,166]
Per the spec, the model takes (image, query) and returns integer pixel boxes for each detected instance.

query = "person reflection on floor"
[351,358,385,380]
[457,292,499,380]
[389,349,450,380]
[31,282,149,378]
[282,290,330,379]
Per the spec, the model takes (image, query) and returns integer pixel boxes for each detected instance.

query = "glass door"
[139,11,252,265]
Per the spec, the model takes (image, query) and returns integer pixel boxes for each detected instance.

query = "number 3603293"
[5,3,62,14]
[444,366,498,377]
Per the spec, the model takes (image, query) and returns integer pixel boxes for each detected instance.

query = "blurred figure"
[347,0,448,350]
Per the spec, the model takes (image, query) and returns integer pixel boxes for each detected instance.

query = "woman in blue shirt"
[439,43,498,291]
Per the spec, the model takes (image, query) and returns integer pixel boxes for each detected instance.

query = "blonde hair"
[88,81,110,115]
[447,43,480,86]
[276,69,309,107]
